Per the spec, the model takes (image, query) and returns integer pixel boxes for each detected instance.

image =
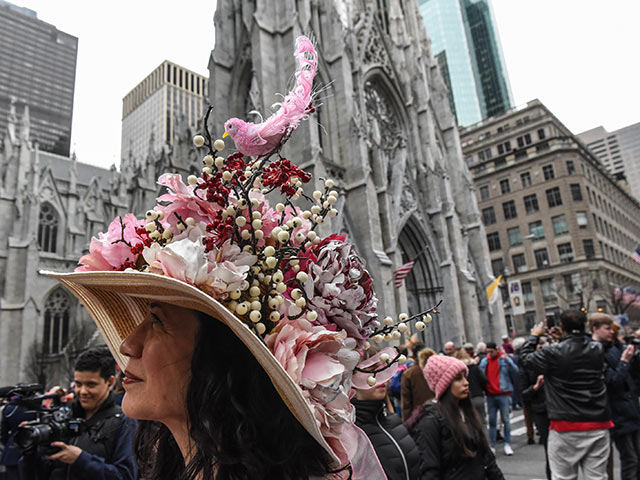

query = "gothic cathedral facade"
[0,0,504,386]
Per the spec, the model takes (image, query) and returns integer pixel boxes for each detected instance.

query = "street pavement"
[493,409,621,479]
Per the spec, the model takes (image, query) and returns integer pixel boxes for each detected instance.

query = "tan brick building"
[461,99,640,334]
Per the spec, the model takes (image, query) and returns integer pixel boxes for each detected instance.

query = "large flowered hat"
[42,36,437,476]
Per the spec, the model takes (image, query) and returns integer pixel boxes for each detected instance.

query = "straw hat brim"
[40,270,340,467]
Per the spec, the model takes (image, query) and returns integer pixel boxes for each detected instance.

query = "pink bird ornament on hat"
[223,35,318,157]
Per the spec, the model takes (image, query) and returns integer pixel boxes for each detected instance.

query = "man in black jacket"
[590,313,640,480]
[519,310,612,480]
[20,348,137,480]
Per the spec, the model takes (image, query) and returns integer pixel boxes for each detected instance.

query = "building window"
[503,200,517,220]
[43,289,71,355]
[497,141,512,155]
[552,215,569,235]
[479,185,490,201]
[567,160,575,175]
[508,227,522,246]
[517,134,532,148]
[520,171,532,187]
[522,282,534,306]
[540,278,557,302]
[524,194,539,214]
[512,253,527,272]
[583,239,595,259]
[38,203,59,253]
[546,187,563,207]
[564,273,582,295]
[524,311,537,330]
[535,248,550,268]
[570,183,583,201]
[487,233,501,251]
[478,148,492,161]
[500,178,511,194]
[529,220,544,239]
[576,212,588,228]
[542,164,555,180]
[558,243,574,263]
[537,128,546,140]
[491,258,505,277]
[482,207,496,226]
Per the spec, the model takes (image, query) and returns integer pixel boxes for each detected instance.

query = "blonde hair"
[588,312,613,332]
[418,348,437,369]
[453,349,473,365]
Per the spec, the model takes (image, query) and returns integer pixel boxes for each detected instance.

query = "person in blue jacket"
[20,348,136,480]
[1,401,37,480]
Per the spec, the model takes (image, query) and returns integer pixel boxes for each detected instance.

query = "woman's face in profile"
[119,302,200,425]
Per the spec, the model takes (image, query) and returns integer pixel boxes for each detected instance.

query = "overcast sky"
[11,0,640,169]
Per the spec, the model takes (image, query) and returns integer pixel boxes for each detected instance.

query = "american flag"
[633,247,640,266]
[393,260,415,288]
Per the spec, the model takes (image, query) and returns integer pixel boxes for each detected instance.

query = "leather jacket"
[519,334,610,423]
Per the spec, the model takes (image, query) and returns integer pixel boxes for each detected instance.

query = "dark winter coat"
[352,399,422,480]
[519,335,610,422]
[408,403,504,480]
[601,340,640,437]
[467,363,487,399]
[20,393,137,480]
[519,360,547,414]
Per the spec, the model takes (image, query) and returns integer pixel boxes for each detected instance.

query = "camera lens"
[15,424,54,451]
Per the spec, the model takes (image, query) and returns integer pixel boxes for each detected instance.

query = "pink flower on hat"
[265,318,360,464]
[423,355,468,399]
[77,214,146,271]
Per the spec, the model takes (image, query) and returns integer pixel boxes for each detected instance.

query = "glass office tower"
[418,0,513,126]
[0,0,77,156]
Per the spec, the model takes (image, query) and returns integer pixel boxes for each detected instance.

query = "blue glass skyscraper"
[418,0,513,126]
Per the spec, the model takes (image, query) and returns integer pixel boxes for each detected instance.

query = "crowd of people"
[2,309,640,480]
[357,309,640,480]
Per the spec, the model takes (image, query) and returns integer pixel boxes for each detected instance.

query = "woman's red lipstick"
[123,370,143,385]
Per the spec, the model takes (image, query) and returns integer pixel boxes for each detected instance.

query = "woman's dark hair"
[134,313,334,480]
[437,375,489,458]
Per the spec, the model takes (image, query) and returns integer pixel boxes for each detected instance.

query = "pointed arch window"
[43,289,71,354]
[38,203,59,253]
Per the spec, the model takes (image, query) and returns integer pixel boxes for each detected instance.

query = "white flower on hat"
[143,238,209,286]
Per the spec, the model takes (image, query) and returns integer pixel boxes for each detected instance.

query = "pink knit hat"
[423,355,469,399]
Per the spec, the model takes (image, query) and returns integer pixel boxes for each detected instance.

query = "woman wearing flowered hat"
[42,36,438,480]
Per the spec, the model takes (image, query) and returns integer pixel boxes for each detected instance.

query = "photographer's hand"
[621,345,635,363]
[48,442,82,464]
[531,323,545,337]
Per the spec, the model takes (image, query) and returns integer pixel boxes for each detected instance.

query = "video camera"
[624,336,640,348]
[1,383,84,453]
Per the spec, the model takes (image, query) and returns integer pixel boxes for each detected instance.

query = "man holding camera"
[21,348,136,480]
[520,310,612,480]
[590,313,640,480]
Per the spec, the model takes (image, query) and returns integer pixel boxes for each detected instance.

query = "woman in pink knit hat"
[406,355,504,479]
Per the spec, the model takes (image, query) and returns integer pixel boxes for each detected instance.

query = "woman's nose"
[119,319,147,358]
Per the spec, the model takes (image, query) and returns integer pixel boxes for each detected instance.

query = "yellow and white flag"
[486,275,503,305]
